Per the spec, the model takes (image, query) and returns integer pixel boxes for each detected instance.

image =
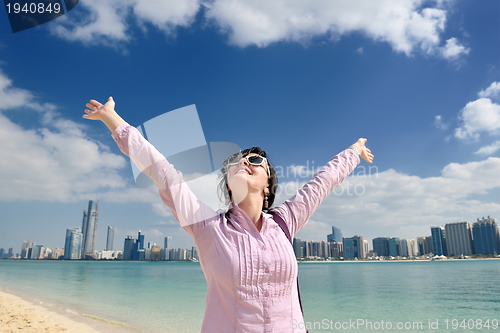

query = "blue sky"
[0,0,499,254]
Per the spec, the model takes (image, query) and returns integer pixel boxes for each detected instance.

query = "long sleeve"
[272,149,360,236]
[111,123,217,235]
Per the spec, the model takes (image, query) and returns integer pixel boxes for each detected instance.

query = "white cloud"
[132,0,200,32]
[0,69,57,112]
[204,0,465,60]
[0,72,33,110]
[0,113,128,202]
[434,115,448,130]
[50,0,200,45]
[455,98,500,140]
[474,141,500,156]
[275,158,500,242]
[0,70,130,202]
[439,37,470,61]
[49,0,467,61]
[478,82,500,100]
[51,0,132,45]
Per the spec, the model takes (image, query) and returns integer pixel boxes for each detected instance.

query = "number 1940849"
[6,2,61,14]
[444,319,499,330]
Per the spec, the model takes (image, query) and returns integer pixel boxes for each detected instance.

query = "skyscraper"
[164,236,172,249]
[293,238,304,259]
[106,225,115,251]
[327,226,343,243]
[64,228,83,260]
[372,237,390,257]
[343,235,365,259]
[431,226,447,256]
[445,222,474,256]
[388,237,400,257]
[399,239,416,257]
[81,200,99,259]
[137,230,145,249]
[123,236,135,260]
[417,236,433,255]
[133,230,145,260]
[20,241,33,259]
[473,216,500,255]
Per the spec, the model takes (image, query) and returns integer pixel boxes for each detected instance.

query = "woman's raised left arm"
[271,138,374,235]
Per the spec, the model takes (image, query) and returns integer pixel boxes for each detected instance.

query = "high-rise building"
[64,228,83,260]
[417,236,433,255]
[431,226,447,256]
[106,225,115,251]
[343,236,365,259]
[328,241,343,258]
[293,238,304,258]
[81,200,99,259]
[123,236,135,260]
[20,241,33,259]
[327,226,343,243]
[372,237,390,257]
[388,237,400,257]
[445,222,474,256]
[399,239,416,257]
[30,245,44,260]
[137,230,145,249]
[164,236,172,249]
[133,230,145,260]
[191,246,198,260]
[150,245,161,261]
[473,216,500,255]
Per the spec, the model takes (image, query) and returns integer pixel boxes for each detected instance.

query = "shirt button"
[264,291,269,297]
[265,318,270,324]
[265,268,270,273]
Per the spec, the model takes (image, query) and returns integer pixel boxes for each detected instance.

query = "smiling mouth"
[236,169,251,175]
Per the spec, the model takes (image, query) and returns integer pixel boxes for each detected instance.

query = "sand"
[0,289,136,333]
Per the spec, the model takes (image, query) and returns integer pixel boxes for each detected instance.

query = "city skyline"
[0,1,499,252]
[3,199,496,260]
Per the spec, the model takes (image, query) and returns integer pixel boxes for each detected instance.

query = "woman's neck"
[236,194,264,231]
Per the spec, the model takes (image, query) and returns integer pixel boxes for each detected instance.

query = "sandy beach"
[0,288,136,333]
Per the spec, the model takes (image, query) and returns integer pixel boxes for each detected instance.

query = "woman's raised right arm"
[83,97,125,132]
[82,97,217,234]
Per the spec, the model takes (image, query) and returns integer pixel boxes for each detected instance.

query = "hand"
[350,138,374,163]
[83,96,115,121]
[83,97,125,132]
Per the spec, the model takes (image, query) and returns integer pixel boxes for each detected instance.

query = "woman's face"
[226,153,270,203]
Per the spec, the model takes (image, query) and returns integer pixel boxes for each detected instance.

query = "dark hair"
[217,147,278,211]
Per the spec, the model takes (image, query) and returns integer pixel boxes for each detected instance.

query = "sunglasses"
[226,154,267,166]
[226,154,270,177]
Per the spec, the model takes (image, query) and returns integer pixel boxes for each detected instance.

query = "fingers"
[82,99,103,120]
[86,100,102,109]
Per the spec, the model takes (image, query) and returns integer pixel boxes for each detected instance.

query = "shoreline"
[0,287,140,333]
[298,257,500,263]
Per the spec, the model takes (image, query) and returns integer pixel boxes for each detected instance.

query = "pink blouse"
[112,123,360,333]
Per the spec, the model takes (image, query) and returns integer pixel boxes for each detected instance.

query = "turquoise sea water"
[1,260,499,332]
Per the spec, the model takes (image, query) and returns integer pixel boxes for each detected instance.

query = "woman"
[83,97,374,333]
